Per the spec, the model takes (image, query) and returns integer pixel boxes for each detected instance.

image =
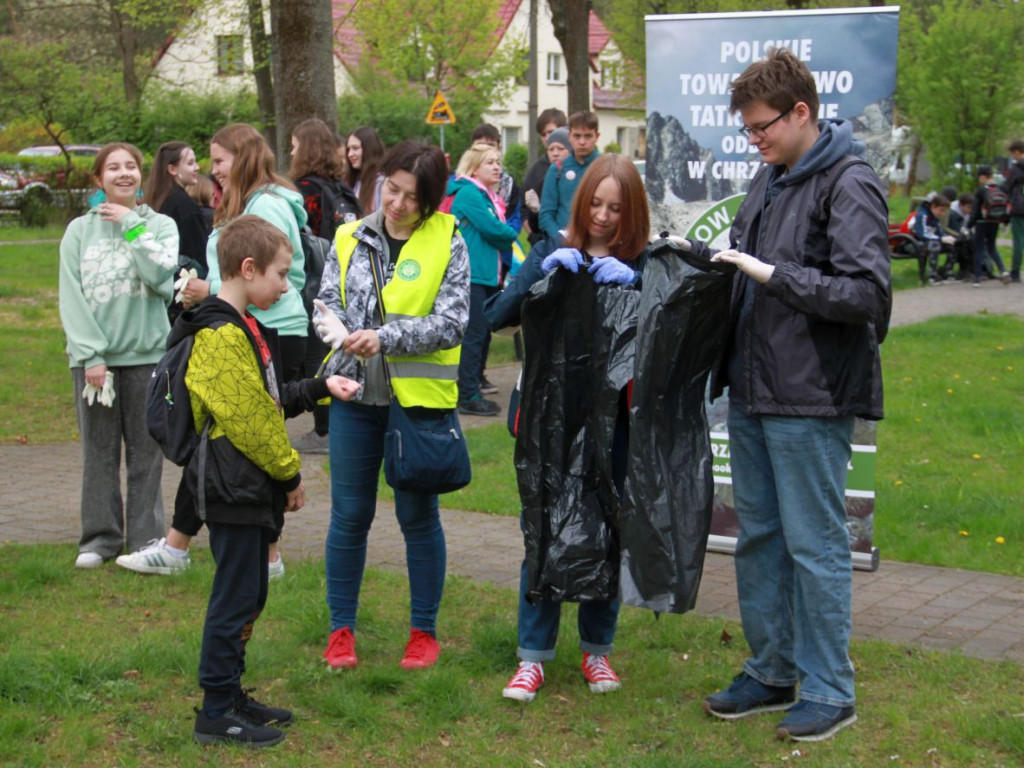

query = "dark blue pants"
[199,522,270,715]
[973,223,1005,280]
[458,283,497,401]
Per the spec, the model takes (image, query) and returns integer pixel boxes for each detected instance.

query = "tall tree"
[270,0,337,167]
[248,0,277,151]
[548,0,592,115]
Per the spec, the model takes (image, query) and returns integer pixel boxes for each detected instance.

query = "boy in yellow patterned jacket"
[183,215,358,748]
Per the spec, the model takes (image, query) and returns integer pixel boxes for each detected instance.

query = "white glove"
[667,235,692,251]
[173,267,198,304]
[941,235,956,246]
[523,189,540,213]
[312,299,350,350]
[711,249,775,284]
[82,371,116,408]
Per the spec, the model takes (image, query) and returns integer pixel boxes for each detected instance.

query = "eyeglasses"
[738,105,794,140]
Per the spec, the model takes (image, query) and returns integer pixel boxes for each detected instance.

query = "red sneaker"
[399,629,440,669]
[502,661,544,702]
[324,627,357,669]
[582,652,621,693]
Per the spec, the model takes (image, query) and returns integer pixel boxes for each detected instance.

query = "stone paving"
[2,280,1023,664]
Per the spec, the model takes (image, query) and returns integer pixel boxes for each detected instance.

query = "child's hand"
[325,375,360,401]
[285,483,305,512]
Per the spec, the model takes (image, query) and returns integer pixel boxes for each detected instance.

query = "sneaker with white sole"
[115,538,189,575]
[268,555,285,580]
[75,551,103,569]
[502,661,544,702]
[776,700,857,742]
[582,652,621,693]
[193,705,285,748]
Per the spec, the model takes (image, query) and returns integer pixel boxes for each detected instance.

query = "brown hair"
[536,108,567,135]
[470,123,501,145]
[729,47,819,119]
[289,118,346,182]
[1009,140,1024,154]
[211,123,295,226]
[143,141,191,212]
[455,142,500,179]
[345,126,385,213]
[380,140,449,230]
[563,154,649,261]
[218,214,291,278]
[185,176,215,208]
[92,143,144,185]
[568,111,599,131]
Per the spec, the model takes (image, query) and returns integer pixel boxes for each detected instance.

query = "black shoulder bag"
[367,246,471,495]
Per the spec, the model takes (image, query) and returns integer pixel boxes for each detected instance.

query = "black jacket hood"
[166,296,247,348]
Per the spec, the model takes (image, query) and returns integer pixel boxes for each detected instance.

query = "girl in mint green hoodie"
[58,143,179,569]
[157,123,307,575]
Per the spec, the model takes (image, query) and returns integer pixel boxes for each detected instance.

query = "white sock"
[164,543,188,558]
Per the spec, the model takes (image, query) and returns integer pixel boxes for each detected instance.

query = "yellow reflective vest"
[335,214,461,409]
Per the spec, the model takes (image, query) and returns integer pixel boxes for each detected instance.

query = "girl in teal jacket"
[448,142,519,415]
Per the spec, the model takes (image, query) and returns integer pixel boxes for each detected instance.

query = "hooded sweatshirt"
[205,184,309,336]
[59,204,178,368]
[447,175,519,287]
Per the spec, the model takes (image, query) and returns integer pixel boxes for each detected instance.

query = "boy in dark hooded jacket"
[183,215,358,748]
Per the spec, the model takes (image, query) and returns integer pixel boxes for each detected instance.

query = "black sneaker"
[703,672,796,720]
[480,376,498,395]
[458,396,500,416]
[776,700,857,742]
[193,705,285,748]
[236,689,293,727]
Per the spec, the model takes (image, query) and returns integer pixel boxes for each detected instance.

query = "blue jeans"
[973,222,1005,280]
[325,399,446,635]
[458,283,497,401]
[516,560,619,662]
[727,408,856,707]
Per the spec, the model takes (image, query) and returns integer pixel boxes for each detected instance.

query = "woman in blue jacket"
[448,142,519,416]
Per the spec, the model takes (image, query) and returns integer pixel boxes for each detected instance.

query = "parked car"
[17,144,103,157]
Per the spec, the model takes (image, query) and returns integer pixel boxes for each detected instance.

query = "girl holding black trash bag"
[312,140,470,672]
[498,154,651,703]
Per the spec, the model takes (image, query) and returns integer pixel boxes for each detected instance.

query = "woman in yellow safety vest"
[313,140,470,672]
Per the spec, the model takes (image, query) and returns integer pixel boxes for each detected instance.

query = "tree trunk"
[247,0,277,152]
[108,4,139,109]
[550,0,592,115]
[270,0,337,169]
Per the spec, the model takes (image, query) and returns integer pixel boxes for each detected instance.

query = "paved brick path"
[2,281,1023,663]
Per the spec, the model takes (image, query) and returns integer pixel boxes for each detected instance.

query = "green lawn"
[0,545,1021,767]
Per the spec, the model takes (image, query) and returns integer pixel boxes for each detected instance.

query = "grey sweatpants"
[72,365,165,559]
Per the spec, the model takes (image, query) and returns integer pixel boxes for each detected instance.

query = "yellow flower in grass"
[1006,366,1014,372]
[958,530,969,537]
[996,536,1005,545]
[894,480,903,486]
[995,345,1004,351]
[946,388,954,395]
[953,373,961,380]
[972,453,982,460]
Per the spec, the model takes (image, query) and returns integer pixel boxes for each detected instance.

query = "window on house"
[216,35,245,77]
[546,53,563,83]
[601,60,621,91]
[502,126,521,149]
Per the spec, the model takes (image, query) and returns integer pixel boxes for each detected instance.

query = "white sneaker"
[268,555,285,580]
[75,551,103,569]
[115,538,190,575]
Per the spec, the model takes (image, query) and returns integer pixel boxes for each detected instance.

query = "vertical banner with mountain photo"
[645,7,900,570]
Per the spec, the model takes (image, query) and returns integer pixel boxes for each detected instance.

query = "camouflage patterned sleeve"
[315,242,362,381]
[377,231,470,356]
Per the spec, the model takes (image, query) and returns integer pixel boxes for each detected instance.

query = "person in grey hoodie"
[696,48,891,743]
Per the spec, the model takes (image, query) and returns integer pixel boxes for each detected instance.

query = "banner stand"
[707,535,880,572]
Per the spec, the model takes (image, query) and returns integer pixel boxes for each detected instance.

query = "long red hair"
[562,154,649,261]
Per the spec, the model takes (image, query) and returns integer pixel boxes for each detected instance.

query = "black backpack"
[981,184,1010,222]
[303,175,360,240]
[147,333,207,466]
[300,226,331,319]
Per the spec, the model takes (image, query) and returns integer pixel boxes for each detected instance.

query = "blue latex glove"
[588,256,638,285]
[541,247,585,274]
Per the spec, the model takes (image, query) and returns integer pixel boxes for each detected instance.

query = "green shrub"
[603,140,622,154]
[502,143,528,186]
[134,88,262,156]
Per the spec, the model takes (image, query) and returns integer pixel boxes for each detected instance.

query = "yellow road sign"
[426,90,456,125]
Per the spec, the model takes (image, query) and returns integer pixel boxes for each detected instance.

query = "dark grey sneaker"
[293,430,329,454]
[193,705,285,748]
[776,700,857,742]
[235,689,293,727]
[703,672,796,720]
[458,395,500,416]
[480,376,498,395]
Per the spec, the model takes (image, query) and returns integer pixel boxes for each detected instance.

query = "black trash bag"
[619,237,735,613]
[516,268,639,604]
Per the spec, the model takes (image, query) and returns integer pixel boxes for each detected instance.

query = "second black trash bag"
[516,269,639,605]
[619,238,735,613]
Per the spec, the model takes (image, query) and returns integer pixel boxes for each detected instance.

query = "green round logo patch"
[397,259,421,281]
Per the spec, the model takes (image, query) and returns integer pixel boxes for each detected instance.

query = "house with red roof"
[150,0,644,158]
